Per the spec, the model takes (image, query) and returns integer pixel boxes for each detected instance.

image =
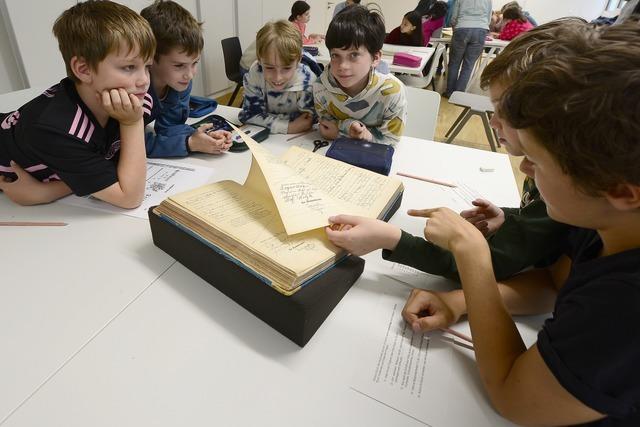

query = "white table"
[0,102,538,427]
[310,43,435,77]
[430,37,509,88]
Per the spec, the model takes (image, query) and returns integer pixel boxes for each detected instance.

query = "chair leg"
[227,83,242,106]
[445,110,474,144]
[487,112,500,147]
[480,112,497,152]
[445,107,470,137]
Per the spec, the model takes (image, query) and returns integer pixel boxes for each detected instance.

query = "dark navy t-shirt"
[537,227,640,426]
[0,78,157,196]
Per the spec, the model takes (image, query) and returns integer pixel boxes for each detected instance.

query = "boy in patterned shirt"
[239,20,317,134]
[313,5,407,146]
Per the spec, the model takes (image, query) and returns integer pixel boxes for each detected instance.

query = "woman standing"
[444,0,491,97]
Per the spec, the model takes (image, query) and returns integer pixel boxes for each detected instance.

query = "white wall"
[0,0,25,93]
[0,0,208,95]
[492,0,608,24]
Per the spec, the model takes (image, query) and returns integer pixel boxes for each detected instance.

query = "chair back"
[404,86,441,140]
[220,37,243,83]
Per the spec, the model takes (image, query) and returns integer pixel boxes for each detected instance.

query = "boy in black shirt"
[402,20,640,426]
[0,1,157,208]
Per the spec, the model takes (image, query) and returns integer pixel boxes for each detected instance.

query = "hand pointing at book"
[326,214,401,255]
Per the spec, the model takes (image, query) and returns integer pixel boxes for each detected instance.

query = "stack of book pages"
[154,126,403,295]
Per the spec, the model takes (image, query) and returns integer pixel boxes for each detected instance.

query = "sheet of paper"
[351,293,457,426]
[59,160,214,219]
[231,124,343,235]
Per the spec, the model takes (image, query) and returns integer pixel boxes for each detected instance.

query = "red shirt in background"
[422,16,445,46]
[498,19,533,41]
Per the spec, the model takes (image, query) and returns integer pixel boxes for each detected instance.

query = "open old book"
[154,126,404,295]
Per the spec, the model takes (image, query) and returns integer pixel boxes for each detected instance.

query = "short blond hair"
[256,20,302,65]
[53,0,156,82]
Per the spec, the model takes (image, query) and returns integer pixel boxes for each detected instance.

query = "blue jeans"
[445,28,488,96]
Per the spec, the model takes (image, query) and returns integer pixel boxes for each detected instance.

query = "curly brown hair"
[501,19,640,195]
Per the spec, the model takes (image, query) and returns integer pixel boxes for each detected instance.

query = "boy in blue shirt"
[0,0,157,208]
[141,0,231,157]
[402,20,640,426]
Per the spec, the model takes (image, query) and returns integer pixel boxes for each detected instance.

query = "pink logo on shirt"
[1,111,20,129]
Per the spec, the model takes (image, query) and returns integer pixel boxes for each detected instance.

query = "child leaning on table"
[141,0,231,157]
[238,20,317,135]
[326,19,580,282]
[402,19,640,426]
[0,0,156,208]
[313,5,407,146]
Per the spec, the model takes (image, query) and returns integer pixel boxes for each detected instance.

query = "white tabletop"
[0,103,535,426]
[310,43,435,77]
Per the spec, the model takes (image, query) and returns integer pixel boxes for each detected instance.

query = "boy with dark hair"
[403,20,640,426]
[0,0,156,208]
[313,5,407,145]
[326,19,578,282]
[141,0,231,157]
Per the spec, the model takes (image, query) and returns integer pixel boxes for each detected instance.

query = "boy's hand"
[287,112,313,134]
[402,289,464,333]
[460,198,505,236]
[408,207,485,253]
[0,161,71,205]
[101,88,143,126]
[319,119,339,140]
[188,125,232,154]
[348,121,373,141]
[325,214,402,255]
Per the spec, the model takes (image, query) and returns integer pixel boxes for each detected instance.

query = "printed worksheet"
[350,293,457,426]
[59,160,214,219]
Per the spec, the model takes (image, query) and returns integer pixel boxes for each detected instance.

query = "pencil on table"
[440,327,473,344]
[396,172,457,188]
[0,221,68,226]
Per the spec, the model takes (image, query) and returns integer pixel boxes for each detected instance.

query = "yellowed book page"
[166,180,341,276]
[230,123,343,235]
[282,146,403,218]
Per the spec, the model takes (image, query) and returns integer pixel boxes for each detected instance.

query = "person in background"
[501,1,537,27]
[414,0,436,16]
[445,0,492,98]
[422,1,448,45]
[289,1,324,44]
[332,0,361,18]
[141,0,231,157]
[385,11,424,46]
[239,20,317,135]
[490,9,504,32]
[493,6,533,41]
[313,5,407,145]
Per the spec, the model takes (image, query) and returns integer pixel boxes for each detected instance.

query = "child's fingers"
[407,208,437,218]
[199,123,214,132]
[109,89,123,109]
[328,214,361,227]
